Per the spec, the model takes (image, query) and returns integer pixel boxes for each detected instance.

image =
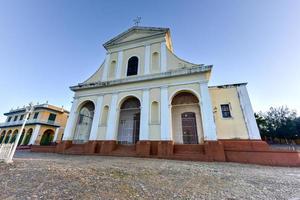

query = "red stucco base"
[221,140,300,167]
[31,140,300,167]
[31,145,56,153]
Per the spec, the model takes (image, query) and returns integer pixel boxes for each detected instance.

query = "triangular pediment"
[103,26,169,49]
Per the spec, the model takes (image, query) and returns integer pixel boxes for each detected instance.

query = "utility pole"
[5,103,34,163]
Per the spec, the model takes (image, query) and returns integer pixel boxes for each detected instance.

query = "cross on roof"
[133,16,141,26]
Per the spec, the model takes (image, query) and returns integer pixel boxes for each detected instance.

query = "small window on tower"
[14,116,18,121]
[48,113,57,122]
[7,117,12,122]
[20,115,24,121]
[221,104,231,118]
[33,112,39,119]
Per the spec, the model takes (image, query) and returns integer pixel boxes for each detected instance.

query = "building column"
[144,45,150,75]
[29,125,41,145]
[160,86,172,140]
[140,89,150,140]
[101,53,111,82]
[199,82,217,141]
[160,42,167,72]
[52,127,60,142]
[106,93,118,140]
[62,99,79,141]
[237,85,261,140]
[89,96,104,141]
[115,51,123,79]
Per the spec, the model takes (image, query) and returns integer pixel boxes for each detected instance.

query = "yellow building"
[57,26,261,157]
[0,103,69,146]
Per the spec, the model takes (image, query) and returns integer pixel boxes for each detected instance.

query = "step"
[111,144,136,156]
[171,153,209,161]
[173,144,205,154]
[65,144,85,154]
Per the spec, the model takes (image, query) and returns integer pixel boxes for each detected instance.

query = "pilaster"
[89,96,104,140]
[144,45,150,74]
[115,51,123,79]
[29,125,41,145]
[160,42,167,72]
[237,85,261,140]
[160,86,172,140]
[140,89,150,140]
[53,127,60,142]
[62,99,79,140]
[106,93,118,140]
[199,82,217,141]
[101,53,111,81]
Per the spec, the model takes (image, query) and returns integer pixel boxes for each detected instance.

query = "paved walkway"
[0,152,299,199]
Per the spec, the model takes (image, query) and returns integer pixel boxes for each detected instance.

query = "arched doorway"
[171,91,203,144]
[23,128,33,145]
[4,130,12,144]
[117,97,141,144]
[18,129,26,146]
[73,101,95,143]
[40,129,55,146]
[0,130,6,143]
[10,130,18,143]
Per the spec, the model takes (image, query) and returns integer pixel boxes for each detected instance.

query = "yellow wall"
[210,87,249,139]
[1,105,69,144]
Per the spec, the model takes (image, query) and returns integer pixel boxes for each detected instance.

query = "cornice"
[70,65,212,92]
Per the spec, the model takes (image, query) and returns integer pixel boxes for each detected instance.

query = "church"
[52,26,299,166]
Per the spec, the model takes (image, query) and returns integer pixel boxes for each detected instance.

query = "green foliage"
[255,106,300,140]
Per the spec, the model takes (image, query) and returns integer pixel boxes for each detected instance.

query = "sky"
[0,0,299,121]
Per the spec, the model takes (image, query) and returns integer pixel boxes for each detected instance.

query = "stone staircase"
[64,144,85,154]
[17,145,31,151]
[110,144,136,156]
[171,144,207,161]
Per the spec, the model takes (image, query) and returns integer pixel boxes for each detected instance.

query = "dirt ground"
[0,152,299,200]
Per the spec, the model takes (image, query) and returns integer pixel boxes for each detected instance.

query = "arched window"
[101,105,109,126]
[10,130,18,143]
[0,130,6,144]
[23,128,33,145]
[18,129,26,146]
[118,97,141,144]
[4,130,12,144]
[109,60,116,79]
[40,129,55,146]
[127,56,138,76]
[73,101,95,143]
[151,101,159,124]
[151,52,159,72]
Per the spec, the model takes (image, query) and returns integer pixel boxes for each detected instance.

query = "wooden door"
[181,112,198,144]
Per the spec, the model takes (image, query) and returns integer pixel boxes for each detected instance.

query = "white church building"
[57,26,263,161]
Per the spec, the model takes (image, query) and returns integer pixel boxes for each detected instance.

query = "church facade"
[55,26,299,166]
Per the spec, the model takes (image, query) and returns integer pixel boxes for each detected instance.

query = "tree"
[255,106,299,142]
[254,112,268,139]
